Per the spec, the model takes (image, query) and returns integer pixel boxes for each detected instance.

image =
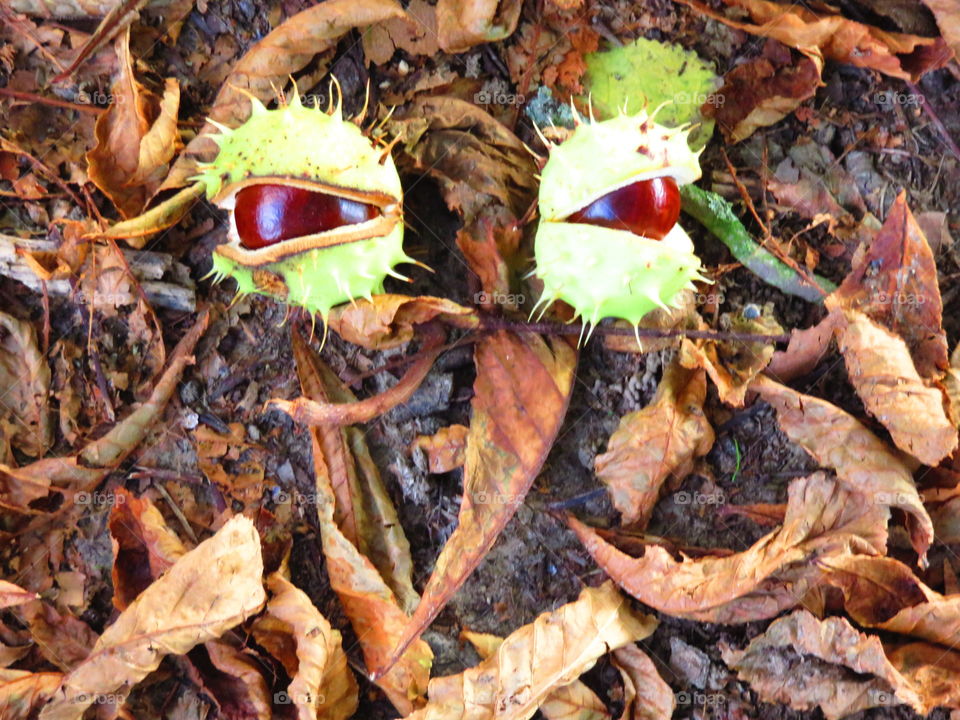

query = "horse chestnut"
[234,184,379,250]
[566,177,680,240]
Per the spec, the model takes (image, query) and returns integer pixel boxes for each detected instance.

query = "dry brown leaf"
[721,609,926,719]
[0,670,63,720]
[86,29,180,218]
[886,642,960,711]
[270,324,445,427]
[407,582,656,720]
[595,362,714,527]
[569,472,887,621]
[262,572,358,720]
[834,309,956,466]
[108,489,187,609]
[0,311,51,458]
[39,515,266,720]
[435,0,523,53]
[362,0,439,62]
[765,312,839,383]
[827,191,948,378]
[751,375,933,561]
[676,0,951,82]
[946,343,960,428]
[922,0,960,59]
[296,334,432,714]
[413,424,469,474]
[329,295,476,350]
[706,40,821,143]
[203,639,273,720]
[379,330,577,677]
[461,629,611,720]
[0,581,37,609]
[612,644,675,720]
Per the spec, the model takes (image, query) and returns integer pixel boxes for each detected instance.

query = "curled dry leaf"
[569,472,887,622]
[461,629,611,720]
[834,309,956,466]
[0,670,63,720]
[751,375,933,561]
[0,581,37,609]
[261,572,359,720]
[721,609,926,719]
[202,639,273,720]
[0,311,51,458]
[86,28,180,218]
[612,644,676,720]
[39,515,266,720]
[595,362,714,527]
[329,295,477,350]
[413,424,469,474]
[407,582,656,720]
[923,0,960,58]
[379,331,577,677]
[436,0,523,53]
[765,312,839,383]
[827,190,948,379]
[676,0,951,82]
[296,333,432,714]
[706,40,821,143]
[270,323,446,427]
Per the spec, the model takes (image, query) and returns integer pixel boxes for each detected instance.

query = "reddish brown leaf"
[751,375,933,561]
[0,581,36,609]
[612,644,675,720]
[765,312,839,383]
[827,191,948,378]
[833,309,956,466]
[594,362,714,527]
[923,0,960,58]
[329,295,476,350]
[413,424,469,474]
[378,330,577,677]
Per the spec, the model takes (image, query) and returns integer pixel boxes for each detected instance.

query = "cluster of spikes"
[527,97,708,346]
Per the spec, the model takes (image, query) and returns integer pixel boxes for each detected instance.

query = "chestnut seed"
[234,184,379,250]
[566,176,681,240]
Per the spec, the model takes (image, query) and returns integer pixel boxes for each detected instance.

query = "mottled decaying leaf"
[827,191,948,379]
[407,583,656,720]
[612,644,676,720]
[0,311,51,458]
[461,629,611,720]
[108,489,187,609]
[705,39,821,143]
[721,610,926,719]
[765,312,839,383]
[0,670,63,720]
[583,36,719,148]
[676,0,951,82]
[413,424,469,474]
[751,375,933,561]
[379,331,577,677]
[0,581,37,609]
[260,572,358,720]
[293,331,419,613]
[0,309,208,510]
[595,362,714,527]
[833,309,956,466]
[435,0,523,53]
[39,515,265,720]
[86,28,180,218]
[678,310,783,407]
[329,294,477,350]
[569,473,887,622]
[296,334,432,714]
[270,324,446,427]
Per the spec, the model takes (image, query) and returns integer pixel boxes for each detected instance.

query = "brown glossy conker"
[566,176,680,240]
[234,184,379,250]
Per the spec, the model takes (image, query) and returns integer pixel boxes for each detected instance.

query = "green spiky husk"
[534,223,704,326]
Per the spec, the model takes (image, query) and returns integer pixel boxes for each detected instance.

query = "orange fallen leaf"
[329,295,476,350]
[595,362,714,527]
[0,581,37,609]
[676,0,951,82]
[833,309,957,466]
[0,671,63,720]
[407,582,656,720]
[379,330,577,676]
[612,644,676,720]
[435,0,523,53]
[765,312,839,383]
[922,0,960,60]
[39,515,265,720]
[569,472,887,622]
[461,629,611,720]
[260,572,358,720]
[751,375,933,561]
[721,609,926,719]
[413,424,469,474]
